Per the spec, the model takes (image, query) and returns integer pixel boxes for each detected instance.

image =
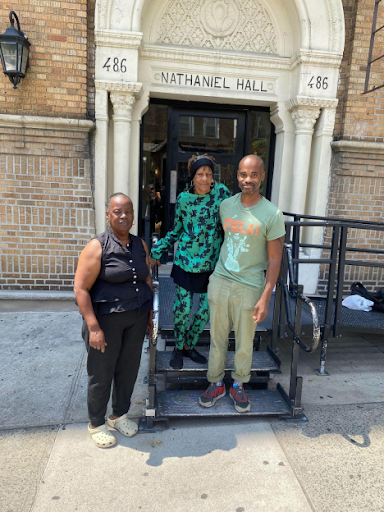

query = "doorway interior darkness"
[139,99,275,250]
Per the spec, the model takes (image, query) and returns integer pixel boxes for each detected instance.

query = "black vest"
[90,229,152,315]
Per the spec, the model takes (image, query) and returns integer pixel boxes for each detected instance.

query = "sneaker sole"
[231,394,251,413]
[199,390,226,408]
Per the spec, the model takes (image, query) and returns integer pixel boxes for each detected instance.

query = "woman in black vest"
[74,193,153,448]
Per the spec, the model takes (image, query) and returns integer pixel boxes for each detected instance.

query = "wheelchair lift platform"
[142,271,317,429]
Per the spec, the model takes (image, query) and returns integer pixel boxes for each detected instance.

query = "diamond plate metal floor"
[156,350,280,373]
[157,389,291,417]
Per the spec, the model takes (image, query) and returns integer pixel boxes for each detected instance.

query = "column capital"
[289,106,320,133]
[110,92,136,122]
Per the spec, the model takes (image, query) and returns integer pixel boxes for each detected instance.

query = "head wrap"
[189,157,215,180]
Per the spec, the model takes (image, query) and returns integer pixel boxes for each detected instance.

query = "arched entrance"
[93,0,345,243]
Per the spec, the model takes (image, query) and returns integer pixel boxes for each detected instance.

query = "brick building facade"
[0,0,383,293]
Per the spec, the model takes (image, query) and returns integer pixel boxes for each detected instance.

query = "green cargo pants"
[207,274,263,383]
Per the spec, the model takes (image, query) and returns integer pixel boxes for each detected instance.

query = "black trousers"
[82,309,148,427]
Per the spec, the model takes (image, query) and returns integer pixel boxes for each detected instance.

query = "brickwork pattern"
[0,0,88,118]
[334,0,384,142]
[0,127,95,290]
[87,0,96,120]
[318,150,384,295]
[322,0,384,294]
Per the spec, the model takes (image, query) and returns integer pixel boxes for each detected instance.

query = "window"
[203,117,219,138]
[179,116,194,136]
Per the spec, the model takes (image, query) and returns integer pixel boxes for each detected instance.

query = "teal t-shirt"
[213,194,285,291]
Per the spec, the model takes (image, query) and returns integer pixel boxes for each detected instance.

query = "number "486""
[103,57,127,73]
[308,76,328,89]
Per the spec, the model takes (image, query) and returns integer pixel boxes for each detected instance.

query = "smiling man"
[199,155,285,413]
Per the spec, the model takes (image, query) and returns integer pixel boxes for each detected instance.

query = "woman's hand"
[149,258,161,270]
[146,310,153,338]
[89,328,107,353]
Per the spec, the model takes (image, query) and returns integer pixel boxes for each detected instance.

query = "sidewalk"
[1,310,384,511]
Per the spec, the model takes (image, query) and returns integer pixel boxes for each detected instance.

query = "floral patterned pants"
[173,284,209,350]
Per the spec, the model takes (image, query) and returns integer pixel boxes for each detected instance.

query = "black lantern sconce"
[0,11,31,89]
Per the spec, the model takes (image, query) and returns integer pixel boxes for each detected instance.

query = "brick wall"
[318,149,384,294]
[334,0,384,141]
[0,0,89,118]
[0,126,95,290]
[318,0,384,294]
[87,0,96,120]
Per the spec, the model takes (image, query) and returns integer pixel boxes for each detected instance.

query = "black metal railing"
[273,213,384,375]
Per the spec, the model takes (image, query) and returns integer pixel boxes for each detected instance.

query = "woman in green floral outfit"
[150,155,231,369]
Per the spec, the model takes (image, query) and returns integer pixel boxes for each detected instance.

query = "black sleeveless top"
[89,229,153,315]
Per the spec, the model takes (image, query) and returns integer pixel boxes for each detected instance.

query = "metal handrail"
[283,212,384,227]
[151,263,159,348]
[282,244,320,353]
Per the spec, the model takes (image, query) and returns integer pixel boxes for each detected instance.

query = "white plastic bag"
[342,295,374,311]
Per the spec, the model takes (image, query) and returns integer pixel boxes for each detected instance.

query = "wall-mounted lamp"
[0,11,31,89]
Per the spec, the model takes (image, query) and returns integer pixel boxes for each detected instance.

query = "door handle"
[170,169,177,204]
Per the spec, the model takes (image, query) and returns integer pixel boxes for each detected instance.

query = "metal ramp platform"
[142,259,320,429]
[156,347,280,373]
[157,388,291,418]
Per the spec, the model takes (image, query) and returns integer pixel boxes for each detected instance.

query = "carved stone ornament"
[200,0,239,37]
[110,93,136,121]
[157,0,277,53]
[290,108,320,131]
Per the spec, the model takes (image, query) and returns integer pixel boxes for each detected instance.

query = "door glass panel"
[214,164,235,193]
[248,111,271,196]
[141,104,168,239]
[178,116,237,154]
[176,162,236,196]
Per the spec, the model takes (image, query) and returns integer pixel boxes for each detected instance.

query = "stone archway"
[93,0,345,236]
[96,0,345,55]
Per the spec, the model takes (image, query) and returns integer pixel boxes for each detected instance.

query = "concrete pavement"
[1,309,384,512]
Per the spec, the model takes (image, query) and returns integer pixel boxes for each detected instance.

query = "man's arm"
[253,236,284,324]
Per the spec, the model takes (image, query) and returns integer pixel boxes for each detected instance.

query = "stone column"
[270,103,296,211]
[307,107,337,221]
[94,88,109,234]
[288,106,320,215]
[110,92,136,197]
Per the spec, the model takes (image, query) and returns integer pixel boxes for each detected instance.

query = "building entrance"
[139,100,274,251]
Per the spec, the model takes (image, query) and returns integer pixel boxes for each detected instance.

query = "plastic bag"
[342,295,374,311]
[351,282,384,312]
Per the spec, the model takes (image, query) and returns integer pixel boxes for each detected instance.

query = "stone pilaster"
[110,92,136,197]
[94,89,109,233]
[288,106,320,215]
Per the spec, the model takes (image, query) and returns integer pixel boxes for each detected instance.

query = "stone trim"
[138,46,343,72]
[0,115,95,132]
[286,97,339,110]
[141,44,291,70]
[331,140,384,155]
[290,50,343,69]
[95,80,143,93]
[95,29,143,49]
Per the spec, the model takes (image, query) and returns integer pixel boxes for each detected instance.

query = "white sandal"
[107,413,138,437]
[88,423,116,448]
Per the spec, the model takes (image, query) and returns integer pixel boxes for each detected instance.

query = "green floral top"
[150,183,231,273]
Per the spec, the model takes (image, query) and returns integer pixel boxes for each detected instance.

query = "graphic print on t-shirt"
[223,215,253,272]
[214,194,286,291]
